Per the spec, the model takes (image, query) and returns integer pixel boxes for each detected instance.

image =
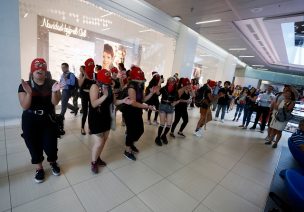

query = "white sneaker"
[147,120,152,125]
[153,120,159,126]
[193,130,202,137]
[220,119,224,123]
[214,117,218,121]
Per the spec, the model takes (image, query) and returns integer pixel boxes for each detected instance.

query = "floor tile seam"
[217,180,265,209]
[9,184,71,209]
[4,123,13,211]
[66,175,89,212]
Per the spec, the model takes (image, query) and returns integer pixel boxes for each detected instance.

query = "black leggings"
[123,109,144,147]
[81,92,90,129]
[22,112,58,164]
[147,100,159,121]
[171,106,188,133]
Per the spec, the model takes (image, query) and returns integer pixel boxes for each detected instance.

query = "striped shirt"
[290,130,304,147]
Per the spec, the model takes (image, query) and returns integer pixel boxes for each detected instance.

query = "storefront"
[19,0,176,82]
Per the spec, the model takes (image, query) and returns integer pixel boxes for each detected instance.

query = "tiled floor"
[0,108,291,212]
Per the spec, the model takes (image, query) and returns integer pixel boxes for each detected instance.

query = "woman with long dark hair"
[145,72,162,125]
[239,87,258,129]
[18,58,63,183]
[232,87,248,122]
[170,78,193,137]
[78,60,95,135]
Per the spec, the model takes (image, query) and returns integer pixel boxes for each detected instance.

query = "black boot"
[155,137,162,146]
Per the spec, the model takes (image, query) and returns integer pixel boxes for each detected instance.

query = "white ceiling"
[143,0,304,75]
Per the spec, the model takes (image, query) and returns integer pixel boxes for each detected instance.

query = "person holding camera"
[18,58,63,183]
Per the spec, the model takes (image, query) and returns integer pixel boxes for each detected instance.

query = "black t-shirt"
[80,78,94,92]
[112,78,121,90]
[217,87,230,105]
[246,93,258,106]
[160,86,178,103]
[18,79,56,112]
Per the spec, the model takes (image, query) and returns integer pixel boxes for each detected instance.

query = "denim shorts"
[159,103,175,114]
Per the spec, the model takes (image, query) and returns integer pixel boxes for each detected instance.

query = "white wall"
[0,0,22,120]
[20,14,37,79]
[234,77,259,88]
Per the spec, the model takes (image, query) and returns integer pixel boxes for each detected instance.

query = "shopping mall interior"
[1,0,304,211]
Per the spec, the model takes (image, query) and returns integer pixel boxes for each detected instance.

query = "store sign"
[40,17,87,38]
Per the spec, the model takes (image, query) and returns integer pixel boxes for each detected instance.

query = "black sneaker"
[74,108,79,116]
[155,137,162,146]
[178,132,186,137]
[250,126,256,130]
[97,157,107,166]
[35,169,45,183]
[50,162,61,176]
[169,132,175,138]
[130,145,139,154]
[91,161,98,174]
[265,141,272,145]
[161,135,168,145]
[124,151,136,161]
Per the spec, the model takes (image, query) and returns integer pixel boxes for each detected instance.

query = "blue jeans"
[242,106,254,127]
[234,104,244,119]
[60,89,78,116]
[215,104,227,120]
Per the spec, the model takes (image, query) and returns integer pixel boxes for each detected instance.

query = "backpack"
[195,85,209,108]
[67,73,79,91]
[275,107,293,122]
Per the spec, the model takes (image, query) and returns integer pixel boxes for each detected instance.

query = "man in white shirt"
[250,85,275,133]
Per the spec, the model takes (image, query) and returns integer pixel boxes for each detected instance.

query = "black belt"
[161,101,173,105]
[26,109,46,116]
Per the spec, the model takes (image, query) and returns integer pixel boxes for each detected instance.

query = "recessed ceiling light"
[229,48,247,51]
[196,19,221,25]
[173,16,182,21]
[252,65,264,67]
[23,12,28,18]
[200,54,211,57]
[102,28,110,31]
[139,29,153,33]
[239,55,255,58]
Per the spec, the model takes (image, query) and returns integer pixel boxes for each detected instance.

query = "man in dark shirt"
[214,81,231,123]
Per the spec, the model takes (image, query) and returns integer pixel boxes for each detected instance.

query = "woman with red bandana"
[170,78,193,138]
[78,59,95,135]
[18,58,63,183]
[155,77,180,146]
[89,67,133,173]
[121,66,156,161]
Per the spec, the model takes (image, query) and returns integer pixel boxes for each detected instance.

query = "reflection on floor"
[0,108,291,212]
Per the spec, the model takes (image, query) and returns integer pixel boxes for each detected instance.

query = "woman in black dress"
[89,67,132,173]
[121,66,157,161]
[170,78,193,137]
[18,58,63,183]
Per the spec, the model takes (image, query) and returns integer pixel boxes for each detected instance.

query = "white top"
[258,92,275,107]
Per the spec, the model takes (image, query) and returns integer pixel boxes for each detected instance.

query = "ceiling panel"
[143,0,304,75]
